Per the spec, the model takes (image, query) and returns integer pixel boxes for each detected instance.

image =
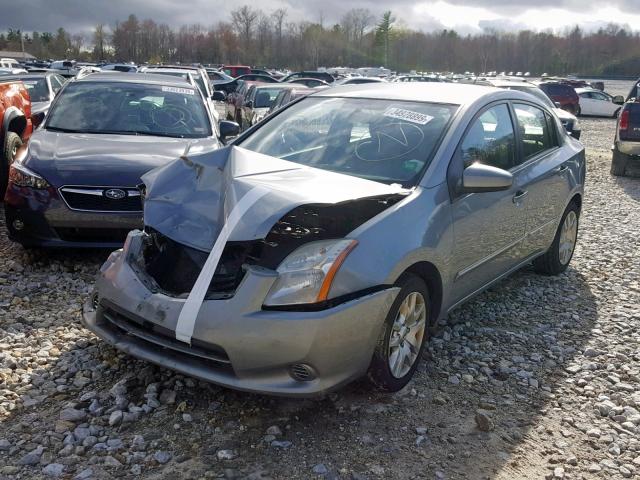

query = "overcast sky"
[2,0,639,36]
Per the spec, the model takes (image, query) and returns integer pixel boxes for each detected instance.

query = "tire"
[611,149,628,176]
[613,108,621,119]
[1,132,23,197]
[367,273,430,392]
[533,202,580,275]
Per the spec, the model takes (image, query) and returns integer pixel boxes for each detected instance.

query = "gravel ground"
[0,114,638,480]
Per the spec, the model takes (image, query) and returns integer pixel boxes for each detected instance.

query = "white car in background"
[141,67,219,122]
[575,88,625,118]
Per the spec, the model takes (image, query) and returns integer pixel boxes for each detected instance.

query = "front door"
[449,103,528,302]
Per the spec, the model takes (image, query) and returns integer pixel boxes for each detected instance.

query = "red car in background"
[222,65,251,78]
[1,78,34,195]
[538,81,580,115]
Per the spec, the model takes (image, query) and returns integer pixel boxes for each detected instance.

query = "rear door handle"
[513,190,529,204]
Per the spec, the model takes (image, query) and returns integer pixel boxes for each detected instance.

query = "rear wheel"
[613,108,621,119]
[611,149,628,176]
[368,274,430,392]
[533,202,579,275]
[1,132,23,197]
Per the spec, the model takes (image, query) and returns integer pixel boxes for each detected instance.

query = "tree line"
[1,8,640,76]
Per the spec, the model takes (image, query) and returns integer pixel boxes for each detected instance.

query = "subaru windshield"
[45,81,211,138]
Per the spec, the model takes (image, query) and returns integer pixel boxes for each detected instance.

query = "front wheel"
[367,273,430,392]
[533,202,579,275]
[1,132,23,197]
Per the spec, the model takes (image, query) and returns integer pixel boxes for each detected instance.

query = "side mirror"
[219,120,240,140]
[31,111,46,128]
[211,90,226,101]
[245,100,254,108]
[613,95,625,105]
[462,163,513,193]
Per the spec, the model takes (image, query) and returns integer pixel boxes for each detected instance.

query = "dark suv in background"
[611,79,640,176]
[538,81,580,115]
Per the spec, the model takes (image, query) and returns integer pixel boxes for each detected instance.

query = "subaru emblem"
[104,188,126,200]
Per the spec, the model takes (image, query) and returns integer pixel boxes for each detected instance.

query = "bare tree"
[92,24,107,60]
[231,5,259,52]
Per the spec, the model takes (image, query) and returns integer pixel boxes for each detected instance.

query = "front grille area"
[56,227,132,243]
[100,302,232,367]
[60,187,142,212]
[139,229,263,298]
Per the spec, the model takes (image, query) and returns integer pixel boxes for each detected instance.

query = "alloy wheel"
[387,291,427,379]
[559,210,578,265]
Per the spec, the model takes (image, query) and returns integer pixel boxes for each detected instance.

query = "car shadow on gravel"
[613,173,640,200]
[0,260,599,479]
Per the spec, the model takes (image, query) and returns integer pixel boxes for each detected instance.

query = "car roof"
[313,82,509,106]
[486,80,535,88]
[254,84,296,90]
[1,73,51,81]
[74,72,195,87]
[575,87,601,93]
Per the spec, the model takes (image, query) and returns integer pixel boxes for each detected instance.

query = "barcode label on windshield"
[384,107,433,125]
[162,86,195,95]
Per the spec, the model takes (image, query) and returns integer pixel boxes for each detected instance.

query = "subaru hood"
[141,146,408,252]
[24,129,220,187]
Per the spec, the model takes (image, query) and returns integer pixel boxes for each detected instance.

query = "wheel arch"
[3,107,27,139]
[569,192,582,213]
[399,261,443,324]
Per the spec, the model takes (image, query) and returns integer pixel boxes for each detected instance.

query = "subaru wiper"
[46,126,86,133]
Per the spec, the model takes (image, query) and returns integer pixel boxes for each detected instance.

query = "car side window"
[514,103,557,161]
[51,75,65,93]
[460,104,515,170]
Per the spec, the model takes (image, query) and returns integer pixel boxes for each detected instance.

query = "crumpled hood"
[24,129,219,187]
[141,146,406,252]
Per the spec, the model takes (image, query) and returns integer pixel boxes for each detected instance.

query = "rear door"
[578,91,597,115]
[449,103,528,302]
[511,102,570,254]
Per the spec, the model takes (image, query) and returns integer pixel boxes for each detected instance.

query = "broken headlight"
[263,239,358,306]
[8,163,50,189]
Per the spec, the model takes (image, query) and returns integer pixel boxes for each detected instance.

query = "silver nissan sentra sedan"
[83,83,585,396]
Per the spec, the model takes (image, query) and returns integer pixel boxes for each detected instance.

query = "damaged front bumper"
[83,245,399,397]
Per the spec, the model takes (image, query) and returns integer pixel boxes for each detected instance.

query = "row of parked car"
[2,58,638,396]
[2,65,636,250]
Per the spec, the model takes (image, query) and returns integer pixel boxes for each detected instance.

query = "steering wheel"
[151,104,193,130]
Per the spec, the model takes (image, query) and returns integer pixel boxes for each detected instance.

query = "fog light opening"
[289,363,317,382]
[12,219,24,231]
[91,293,99,310]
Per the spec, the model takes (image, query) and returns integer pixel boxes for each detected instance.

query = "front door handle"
[513,190,529,204]
[555,165,569,173]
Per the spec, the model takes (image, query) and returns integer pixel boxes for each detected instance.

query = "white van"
[0,58,20,69]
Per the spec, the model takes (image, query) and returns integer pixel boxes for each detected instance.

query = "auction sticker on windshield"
[384,107,433,125]
[162,86,195,95]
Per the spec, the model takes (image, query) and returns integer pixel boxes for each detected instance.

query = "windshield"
[240,97,457,187]
[254,88,286,108]
[46,81,211,138]
[21,78,49,102]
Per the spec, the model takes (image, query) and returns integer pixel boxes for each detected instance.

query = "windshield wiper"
[46,126,86,133]
[46,127,192,138]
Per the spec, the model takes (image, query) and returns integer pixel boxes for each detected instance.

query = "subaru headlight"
[8,163,50,189]
[264,239,358,306]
